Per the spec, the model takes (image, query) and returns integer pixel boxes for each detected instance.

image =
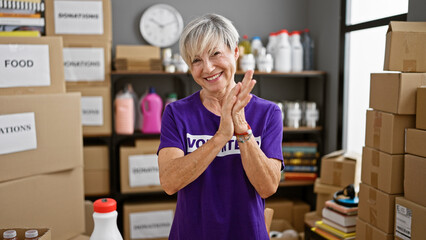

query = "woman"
[158,13,284,239]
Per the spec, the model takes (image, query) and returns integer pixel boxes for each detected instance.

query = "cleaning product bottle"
[90,198,123,240]
[239,35,252,54]
[138,89,148,131]
[266,32,278,56]
[3,230,17,240]
[290,31,303,72]
[165,93,177,109]
[114,86,135,135]
[274,29,292,72]
[302,29,315,70]
[141,87,163,134]
[24,230,39,240]
[251,36,263,58]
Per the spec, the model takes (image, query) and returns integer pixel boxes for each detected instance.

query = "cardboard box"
[269,219,295,239]
[384,21,426,72]
[417,86,426,130]
[265,199,293,223]
[123,201,176,240]
[365,109,415,154]
[395,197,426,240]
[313,178,342,217]
[0,167,85,240]
[84,200,94,236]
[63,41,111,86]
[292,201,310,233]
[120,140,163,193]
[83,146,110,196]
[0,93,83,183]
[405,128,426,157]
[115,45,160,62]
[356,218,393,240]
[0,36,65,95]
[358,183,402,233]
[404,154,426,207]
[45,0,112,42]
[319,150,360,188]
[69,235,90,240]
[361,146,404,194]
[369,73,426,114]
[67,85,112,137]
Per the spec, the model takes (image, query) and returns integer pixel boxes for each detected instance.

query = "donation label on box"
[130,210,173,239]
[0,44,50,88]
[81,96,103,126]
[128,154,161,187]
[63,48,105,81]
[0,112,37,155]
[54,1,104,34]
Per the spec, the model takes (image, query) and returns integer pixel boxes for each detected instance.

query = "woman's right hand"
[217,83,241,140]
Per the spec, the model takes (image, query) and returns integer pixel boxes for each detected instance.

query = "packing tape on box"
[369,207,378,226]
[332,162,343,185]
[368,187,377,225]
[373,112,382,148]
[371,172,378,188]
[403,60,417,72]
[366,223,373,240]
[371,151,380,167]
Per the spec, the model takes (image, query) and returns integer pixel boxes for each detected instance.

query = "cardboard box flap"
[322,149,345,160]
[388,21,426,33]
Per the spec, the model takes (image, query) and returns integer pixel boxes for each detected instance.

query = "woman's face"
[190,42,239,95]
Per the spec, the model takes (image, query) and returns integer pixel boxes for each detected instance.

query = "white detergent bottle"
[274,29,292,72]
[90,198,123,240]
[290,31,304,72]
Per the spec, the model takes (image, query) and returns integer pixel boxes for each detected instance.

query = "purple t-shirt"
[158,91,284,240]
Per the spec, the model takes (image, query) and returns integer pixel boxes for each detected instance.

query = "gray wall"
[408,0,426,21]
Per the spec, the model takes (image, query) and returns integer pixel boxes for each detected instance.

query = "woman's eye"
[192,59,201,64]
[213,51,221,56]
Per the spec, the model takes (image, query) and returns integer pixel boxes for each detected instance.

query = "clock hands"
[149,18,176,29]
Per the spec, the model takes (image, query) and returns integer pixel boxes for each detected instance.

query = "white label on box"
[0,113,37,155]
[81,96,103,126]
[128,154,160,187]
[54,1,104,34]
[0,44,50,88]
[130,210,173,239]
[63,48,104,81]
[395,204,412,240]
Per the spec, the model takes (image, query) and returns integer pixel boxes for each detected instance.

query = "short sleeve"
[158,104,185,154]
[260,105,284,165]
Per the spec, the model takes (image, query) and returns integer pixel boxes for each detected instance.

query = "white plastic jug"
[90,198,123,240]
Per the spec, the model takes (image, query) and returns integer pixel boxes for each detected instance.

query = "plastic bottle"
[257,47,273,73]
[141,87,163,134]
[24,230,39,240]
[3,230,17,240]
[137,89,148,131]
[239,53,255,72]
[239,35,252,55]
[125,84,139,131]
[114,87,135,135]
[274,29,292,72]
[173,53,189,73]
[290,31,303,72]
[266,32,278,56]
[302,29,314,70]
[305,102,319,128]
[90,198,123,240]
[165,93,177,108]
[251,36,263,59]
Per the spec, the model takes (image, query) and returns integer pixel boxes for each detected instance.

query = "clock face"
[139,4,184,48]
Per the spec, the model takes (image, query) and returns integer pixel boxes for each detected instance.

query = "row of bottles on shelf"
[3,229,40,240]
[276,100,319,128]
[239,29,314,73]
[115,84,175,135]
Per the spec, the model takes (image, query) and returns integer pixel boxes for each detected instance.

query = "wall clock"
[139,4,184,48]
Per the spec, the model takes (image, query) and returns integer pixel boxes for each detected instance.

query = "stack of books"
[0,0,45,36]
[312,200,357,240]
[282,142,318,181]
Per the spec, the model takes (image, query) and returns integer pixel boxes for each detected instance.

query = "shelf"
[279,180,315,187]
[283,126,322,133]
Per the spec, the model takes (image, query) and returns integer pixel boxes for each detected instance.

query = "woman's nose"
[203,59,214,72]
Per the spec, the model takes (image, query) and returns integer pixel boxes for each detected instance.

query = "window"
[340,0,408,155]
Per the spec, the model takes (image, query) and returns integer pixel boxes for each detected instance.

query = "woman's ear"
[234,46,239,61]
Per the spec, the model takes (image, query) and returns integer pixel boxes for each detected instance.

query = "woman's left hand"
[232,70,256,133]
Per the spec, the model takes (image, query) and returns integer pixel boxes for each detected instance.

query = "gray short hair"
[179,13,239,66]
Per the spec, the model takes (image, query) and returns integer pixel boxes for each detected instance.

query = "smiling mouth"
[205,72,222,81]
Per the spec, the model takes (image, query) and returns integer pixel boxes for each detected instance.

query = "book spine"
[0,16,44,26]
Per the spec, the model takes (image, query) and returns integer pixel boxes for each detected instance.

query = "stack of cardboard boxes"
[0,37,85,239]
[44,0,113,197]
[356,21,426,240]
